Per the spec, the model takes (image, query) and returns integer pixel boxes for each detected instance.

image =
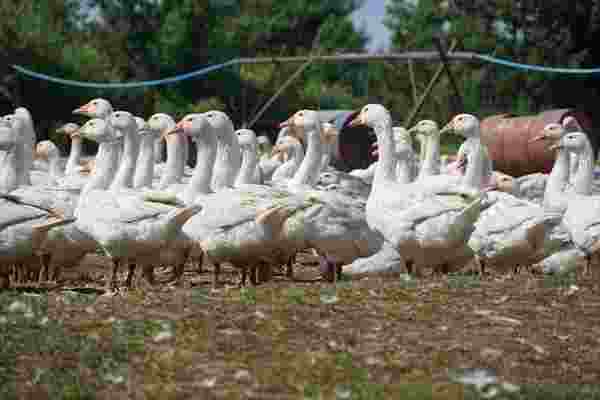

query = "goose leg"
[0,266,10,289]
[250,265,258,286]
[39,254,52,283]
[476,257,486,276]
[405,260,414,275]
[286,256,294,279]
[125,263,137,288]
[259,262,272,283]
[240,267,248,287]
[142,265,156,286]
[584,254,592,277]
[213,263,221,289]
[195,251,205,274]
[108,258,121,291]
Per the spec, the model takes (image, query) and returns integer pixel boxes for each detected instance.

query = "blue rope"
[476,54,600,74]
[10,59,241,88]
[9,52,600,89]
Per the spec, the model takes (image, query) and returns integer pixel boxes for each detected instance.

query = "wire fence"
[10,52,600,90]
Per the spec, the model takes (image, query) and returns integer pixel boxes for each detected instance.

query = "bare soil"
[2,252,600,399]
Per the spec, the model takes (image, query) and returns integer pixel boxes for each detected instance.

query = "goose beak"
[439,121,453,135]
[407,125,418,134]
[528,133,547,143]
[73,103,92,115]
[549,143,563,151]
[455,156,467,170]
[279,117,293,128]
[271,144,285,156]
[348,113,364,128]
[162,122,184,141]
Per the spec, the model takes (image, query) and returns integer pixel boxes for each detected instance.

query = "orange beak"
[279,117,293,128]
[73,103,93,115]
[528,133,547,144]
[162,121,184,141]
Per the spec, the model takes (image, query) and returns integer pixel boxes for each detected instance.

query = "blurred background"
[1,0,599,151]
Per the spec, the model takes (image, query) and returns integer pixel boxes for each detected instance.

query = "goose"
[319,122,339,172]
[235,128,263,186]
[271,135,304,182]
[56,123,95,175]
[551,131,600,277]
[146,113,190,188]
[210,111,241,190]
[161,114,310,287]
[11,107,36,185]
[341,104,484,277]
[109,111,140,190]
[0,118,75,287]
[133,116,160,189]
[468,174,562,276]
[393,126,418,183]
[514,117,582,203]
[73,118,202,290]
[32,141,88,190]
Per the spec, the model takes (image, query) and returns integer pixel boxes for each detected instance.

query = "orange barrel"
[331,110,377,172]
[480,109,594,177]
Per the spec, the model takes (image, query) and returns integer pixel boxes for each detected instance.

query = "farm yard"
[2,254,600,399]
[3,1,600,398]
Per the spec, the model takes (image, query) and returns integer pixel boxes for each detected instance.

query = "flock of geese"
[1,98,599,291]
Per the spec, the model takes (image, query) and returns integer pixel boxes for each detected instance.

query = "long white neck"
[181,135,217,204]
[290,128,324,187]
[182,136,190,172]
[320,142,332,171]
[417,133,440,179]
[372,120,397,187]
[158,127,186,189]
[461,138,487,189]
[81,141,121,195]
[133,134,156,189]
[542,146,570,211]
[154,138,164,164]
[572,140,595,196]
[212,130,242,190]
[65,137,83,175]
[110,125,139,190]
[48,157,63,181]
[0,143,24,192]
[418,138,427,170]
[569,153,579,181]
[235,146,259,186]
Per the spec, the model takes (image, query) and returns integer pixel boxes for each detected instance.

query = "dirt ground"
[1,252,600,399]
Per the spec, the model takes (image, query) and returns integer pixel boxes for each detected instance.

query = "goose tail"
[164,204,203,232]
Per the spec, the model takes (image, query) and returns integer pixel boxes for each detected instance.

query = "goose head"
[321,122,338,144]
[393,127,412,146]
[148,113,175,136]
[440,114,480,138]
[280,109,323,143]
[14,107,33,125]
[108,111,136,138]
[73,98,113,119]
[1,114,26,145]
[487,172,521,196]
[408,120,439,139]
[201,111,235,141]
[272,135,301,157]
[34,140,60,162]
[236,128,258,150]
[56,123,81,139]
[529,123,566,148]
[166,114,210,143]
[134,116,154,139]
[347,104,392,132]
[78,118,120,144]
[550,131,590,155]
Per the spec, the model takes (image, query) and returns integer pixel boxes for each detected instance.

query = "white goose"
[57,123,96,175]
[0,118,74,287]
[74,118,202,290]
[271,135,304,182]
[552,131,600,277]
[210,111,241,190]
[235,129,262,186]
[342,104,484,277]
[133,116,160,189]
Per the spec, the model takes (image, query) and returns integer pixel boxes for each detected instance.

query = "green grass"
[542,270,578,288]
[447,272,481,289]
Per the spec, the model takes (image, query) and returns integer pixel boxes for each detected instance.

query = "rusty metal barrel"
[330,110,377,171]
[480,109,595,177]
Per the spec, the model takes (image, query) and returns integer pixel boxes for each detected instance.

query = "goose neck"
[133,135,156,189]
[235,146,259,186]
[417,133,440,179]
[290,128,324,187]
[182,135,217,203]
[572,143,595,195]
[48,157,63,180]
[82,141,121,195]
[461,138,487,189]
[372,121,397,186]
[543,147,570,210]
[0,143,24,192]
[110,127,139,190]
[65,137,82,175]
[213,132,242,190]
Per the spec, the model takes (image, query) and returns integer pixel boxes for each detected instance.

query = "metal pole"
[434,36,464,113]
[404,39,458,127]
